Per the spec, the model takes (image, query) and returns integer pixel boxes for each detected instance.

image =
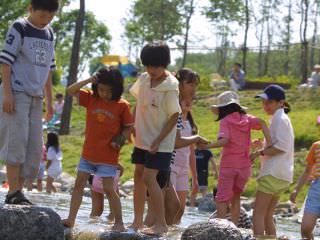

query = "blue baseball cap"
[255,84,286,101]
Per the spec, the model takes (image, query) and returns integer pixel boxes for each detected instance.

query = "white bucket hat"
[211,91,247,109]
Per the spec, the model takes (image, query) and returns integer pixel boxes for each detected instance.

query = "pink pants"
[91,170,120,194]
[216,167,251,203]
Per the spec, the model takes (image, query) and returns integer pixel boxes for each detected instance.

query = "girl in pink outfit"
[203,91,271,226]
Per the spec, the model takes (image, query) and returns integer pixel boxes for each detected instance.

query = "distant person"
[46,132,62,193]
[0,0,58,205]
[54,93,64,120]
[308,64,320,88]
[230,63,246,91]
[290,141,320,240]
[190,148,218,207]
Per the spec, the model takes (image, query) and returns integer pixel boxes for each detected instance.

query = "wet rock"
[181,219,242,240]
[57,172,75,192]
[197,194,216,212]
[241,199,254,212]
[239,228,255,240]
[275,201,299,215]
[121,179,134,194]
[100,231,155,240]
[0,204,64,240]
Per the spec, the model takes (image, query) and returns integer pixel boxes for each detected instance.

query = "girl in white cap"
[202,91,271,226]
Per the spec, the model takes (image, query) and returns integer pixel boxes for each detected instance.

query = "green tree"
[52,10,111,77]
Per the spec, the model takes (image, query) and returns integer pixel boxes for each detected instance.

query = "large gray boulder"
[181,219,242,240]
[0,204,64,240]
[100,232,155,240]
[197,194,216,212]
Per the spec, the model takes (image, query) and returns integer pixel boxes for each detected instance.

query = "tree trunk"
[300,0,309,83]
[284,0,292,75]
[59,0,85,135]
[242,0,249,73]
[181,0,194,68]
[263,0,272,76]
[258,19,265,76]
[310,2,319,70]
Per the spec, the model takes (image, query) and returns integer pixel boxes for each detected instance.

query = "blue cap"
[255,84,286,101]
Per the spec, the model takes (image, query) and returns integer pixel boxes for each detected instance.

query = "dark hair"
[92,66,124,101]
[140,42,171,68]
[216,103,246,121]
[176,68,200,85]
[283,101,291,114]
[46,132,59,153]
[234,62,242,68]
[31,0,59,12]
[186,111,198,134]
[55,93,63,99]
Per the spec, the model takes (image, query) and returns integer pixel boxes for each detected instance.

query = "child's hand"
[45,104,54,122]
[251,139,263,150]
[250,152,259,162]
[111,134,126,150]
[197,136,209,145]
[290,190,298,203]
[150,139,161,154]
[191,178,199,195]
[2,93,15,114]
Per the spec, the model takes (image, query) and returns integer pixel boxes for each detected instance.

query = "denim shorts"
[305,178,320,216]
[77,157,117,178]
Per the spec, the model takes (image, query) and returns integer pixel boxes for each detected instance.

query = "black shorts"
[131,147,172,171]
[157,170,171,189]
[197,171,208,187]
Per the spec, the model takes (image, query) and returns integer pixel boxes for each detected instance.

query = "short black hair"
[31,0,59,12]
[55,93,63,99]
[92,66,124,101]
[216,103,246,121]
[140,42,171,68]
[234,62,242,68]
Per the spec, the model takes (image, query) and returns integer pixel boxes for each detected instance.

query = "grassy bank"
[55,84,320,206]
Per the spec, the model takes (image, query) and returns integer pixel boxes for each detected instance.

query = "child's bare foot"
[142,224,168,235]
[128,222,144,231]
[62,218,75,228]
[107,213,115,223]
[111,223,125,232]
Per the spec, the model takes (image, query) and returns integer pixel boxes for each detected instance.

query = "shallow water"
[0,188,319,239]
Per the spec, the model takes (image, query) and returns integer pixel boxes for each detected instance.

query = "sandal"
[5,190,33,205]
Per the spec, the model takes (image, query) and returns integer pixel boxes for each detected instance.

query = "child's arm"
[67,76,96,97]
[150,112,180,154]
[44,72,54,121]
[189,144,199,195]
[210,156,219,179]
[258,118,272,147]
[290,164,313,203]
[175,132,208,149]
[206,138,229,149]
[111,125,132,150]
[1,64,15,113]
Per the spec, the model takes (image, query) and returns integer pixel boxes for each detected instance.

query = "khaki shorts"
[0,90,43,179]
[257,175,290,197]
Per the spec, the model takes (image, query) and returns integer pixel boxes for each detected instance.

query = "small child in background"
[290,141,320,240]
[190,148,218,207]
[90,164,124,221]
[46,132,62,193]
[202,91,271,226]
[54,93,64,120]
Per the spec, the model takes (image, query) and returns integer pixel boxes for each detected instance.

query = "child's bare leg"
[173,190,188,224]
[6,164,22,193]
[130,164,145,230]
[264,195,279,236]
[62,172,90,228]
[26,179,33,191]
[37,179,43,192]
[90,190,104,217]
[46,176,54,193]
[142,168,168,235]
[107,195,115,222]
[301,212,317,240]
[102,177,125,232]
[164,184,180,225]
[144,197,155,227]
[190,191,197,207]
[252,191,273,236]
[216,201,229,219]
[230,193,241,226]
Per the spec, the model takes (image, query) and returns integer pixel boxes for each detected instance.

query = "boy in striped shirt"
[0,0,58,205]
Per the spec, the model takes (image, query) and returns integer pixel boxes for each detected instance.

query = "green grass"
[54,85,320,207]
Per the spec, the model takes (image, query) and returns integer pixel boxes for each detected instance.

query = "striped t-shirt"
[0,18,56,97]
[306,141,320,180]
[171,114,183,164]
